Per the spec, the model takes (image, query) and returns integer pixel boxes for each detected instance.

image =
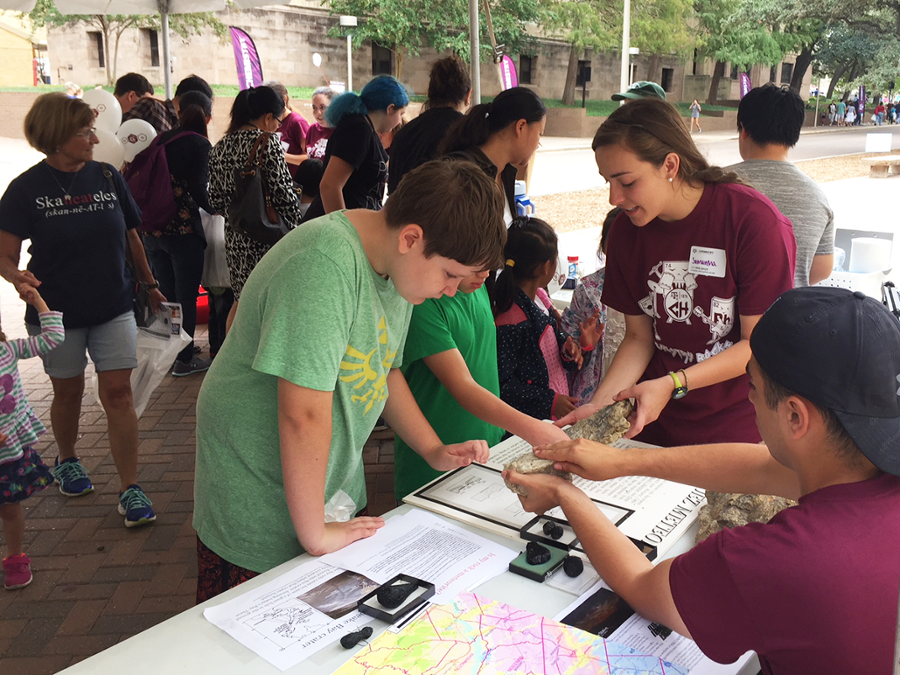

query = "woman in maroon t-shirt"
[560,98,796,446]
[304,86,335,161]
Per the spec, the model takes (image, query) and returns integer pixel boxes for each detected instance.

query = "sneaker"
[118,484,156,528]
[52,457,94,497]
[172,356,212,377]
[3,553,33,590]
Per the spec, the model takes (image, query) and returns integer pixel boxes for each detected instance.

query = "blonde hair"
[25,93,94,156]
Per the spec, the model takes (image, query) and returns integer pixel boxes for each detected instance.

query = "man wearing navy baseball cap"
[505,286,900,674]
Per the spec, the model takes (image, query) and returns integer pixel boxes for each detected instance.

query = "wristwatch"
[142,281,160,290]
[668,370,688,399]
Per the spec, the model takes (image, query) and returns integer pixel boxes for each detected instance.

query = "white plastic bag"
[91,304,192,418]
[200,209,231,289]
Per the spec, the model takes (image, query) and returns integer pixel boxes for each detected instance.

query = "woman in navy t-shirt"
[0,93,163,526]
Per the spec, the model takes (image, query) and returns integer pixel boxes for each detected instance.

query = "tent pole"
[469,0,480,104]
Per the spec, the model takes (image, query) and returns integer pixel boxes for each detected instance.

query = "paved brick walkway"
[0,291,398,673]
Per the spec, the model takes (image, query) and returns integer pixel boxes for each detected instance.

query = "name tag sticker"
[689,246,726,278]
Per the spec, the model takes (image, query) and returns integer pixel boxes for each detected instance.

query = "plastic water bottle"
[514,180,535,216]
[563,255,581,290]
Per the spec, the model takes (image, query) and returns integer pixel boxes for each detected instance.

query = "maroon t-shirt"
[278,112,310,178]
[305,123,333,161]
[670,473,900,674]
[602,182,795,445]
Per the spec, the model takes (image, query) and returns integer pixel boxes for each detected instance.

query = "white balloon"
[312,52,322,67]
[92,127,125,168]
[117,119,157,162]
[82,89,122,134]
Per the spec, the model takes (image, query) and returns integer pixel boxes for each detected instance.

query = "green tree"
[540,0,619,105]
[631,0,695,82]
[326,0,541,83]
[694,0,784,102]
[27,0,227,85]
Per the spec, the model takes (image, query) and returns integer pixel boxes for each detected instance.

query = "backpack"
[123,131,199,233]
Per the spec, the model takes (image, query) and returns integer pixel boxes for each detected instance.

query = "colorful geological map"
[335,592,688,675]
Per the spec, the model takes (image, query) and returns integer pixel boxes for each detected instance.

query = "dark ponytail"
[227,85,285,135]
[177,90,212,137]
[439,86,546,155]
[490,215,558,318]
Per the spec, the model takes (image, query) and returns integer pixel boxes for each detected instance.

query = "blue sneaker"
[52,457,94,497]
[118,485,156,528]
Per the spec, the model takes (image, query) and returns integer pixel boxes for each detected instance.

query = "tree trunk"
[395,48,404,81]
[645,54,661,82]
[706,60,725,104]
[98,17,113,86]
[826,65,846,100]
[561,44,580,106]
[789,46,814,94]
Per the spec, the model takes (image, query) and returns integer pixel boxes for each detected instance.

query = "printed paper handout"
[319,509,517,603]
[202,559,377,671]
[334,591,689,675]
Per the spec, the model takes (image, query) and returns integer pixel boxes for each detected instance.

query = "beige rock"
[565,399,634,445]
[696,490,796,543]
[503,453,572,497]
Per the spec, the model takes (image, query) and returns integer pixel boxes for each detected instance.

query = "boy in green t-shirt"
[193,160,508,601]
[394,269,570,501]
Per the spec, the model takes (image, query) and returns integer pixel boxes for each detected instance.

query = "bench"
[861,155,900,178]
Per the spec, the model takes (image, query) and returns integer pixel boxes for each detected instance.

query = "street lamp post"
[339,15,357,92]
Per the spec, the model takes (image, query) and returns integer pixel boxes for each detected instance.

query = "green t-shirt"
[193,211,412,573]
[394,285,503,500]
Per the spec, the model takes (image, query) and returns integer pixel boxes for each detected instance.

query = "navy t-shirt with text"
[0,161,142,328]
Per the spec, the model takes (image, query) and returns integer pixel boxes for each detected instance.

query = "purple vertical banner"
[858,85,866,122]
[230,27,264,91]
[739,73,751,99]
[499,55,518,90]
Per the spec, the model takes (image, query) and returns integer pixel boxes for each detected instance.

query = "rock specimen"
[525,541,552,565]
[542,521,564,540]
[377,581,418,609]
[563,556,584,577]
[696,490,796,543]
[340,626,373,649]
[565,399,634,444]
[503,453,572,496]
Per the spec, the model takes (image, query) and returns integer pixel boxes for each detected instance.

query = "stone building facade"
[45,3,809,104]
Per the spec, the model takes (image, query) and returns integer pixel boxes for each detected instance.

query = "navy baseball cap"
[751,287,900,476]
[611,81,667,101]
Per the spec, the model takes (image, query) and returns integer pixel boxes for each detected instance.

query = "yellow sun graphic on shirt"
[339,316,397,413]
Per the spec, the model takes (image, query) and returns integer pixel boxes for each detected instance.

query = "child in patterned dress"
[0,285,64,589]
[560,208,621,404]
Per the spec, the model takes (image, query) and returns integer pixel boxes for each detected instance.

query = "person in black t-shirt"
[302,76,409,222]
[0,93,164,528]
[387,55,472,195]
[439,87,547,225]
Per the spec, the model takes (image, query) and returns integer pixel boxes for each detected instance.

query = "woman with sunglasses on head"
[302,76,408,221]
[559,98,796,446]
[208,86,303,330]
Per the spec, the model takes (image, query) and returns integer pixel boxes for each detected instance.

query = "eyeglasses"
[73,127,97,139]
[277,112,289,124]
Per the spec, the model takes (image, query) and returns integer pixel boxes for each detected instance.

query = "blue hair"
[325,75,409,127]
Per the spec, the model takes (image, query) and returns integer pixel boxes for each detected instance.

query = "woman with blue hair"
[302,75,408,221]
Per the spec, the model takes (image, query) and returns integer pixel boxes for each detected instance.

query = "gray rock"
[503,453,572,496]
[565,399,634,444]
